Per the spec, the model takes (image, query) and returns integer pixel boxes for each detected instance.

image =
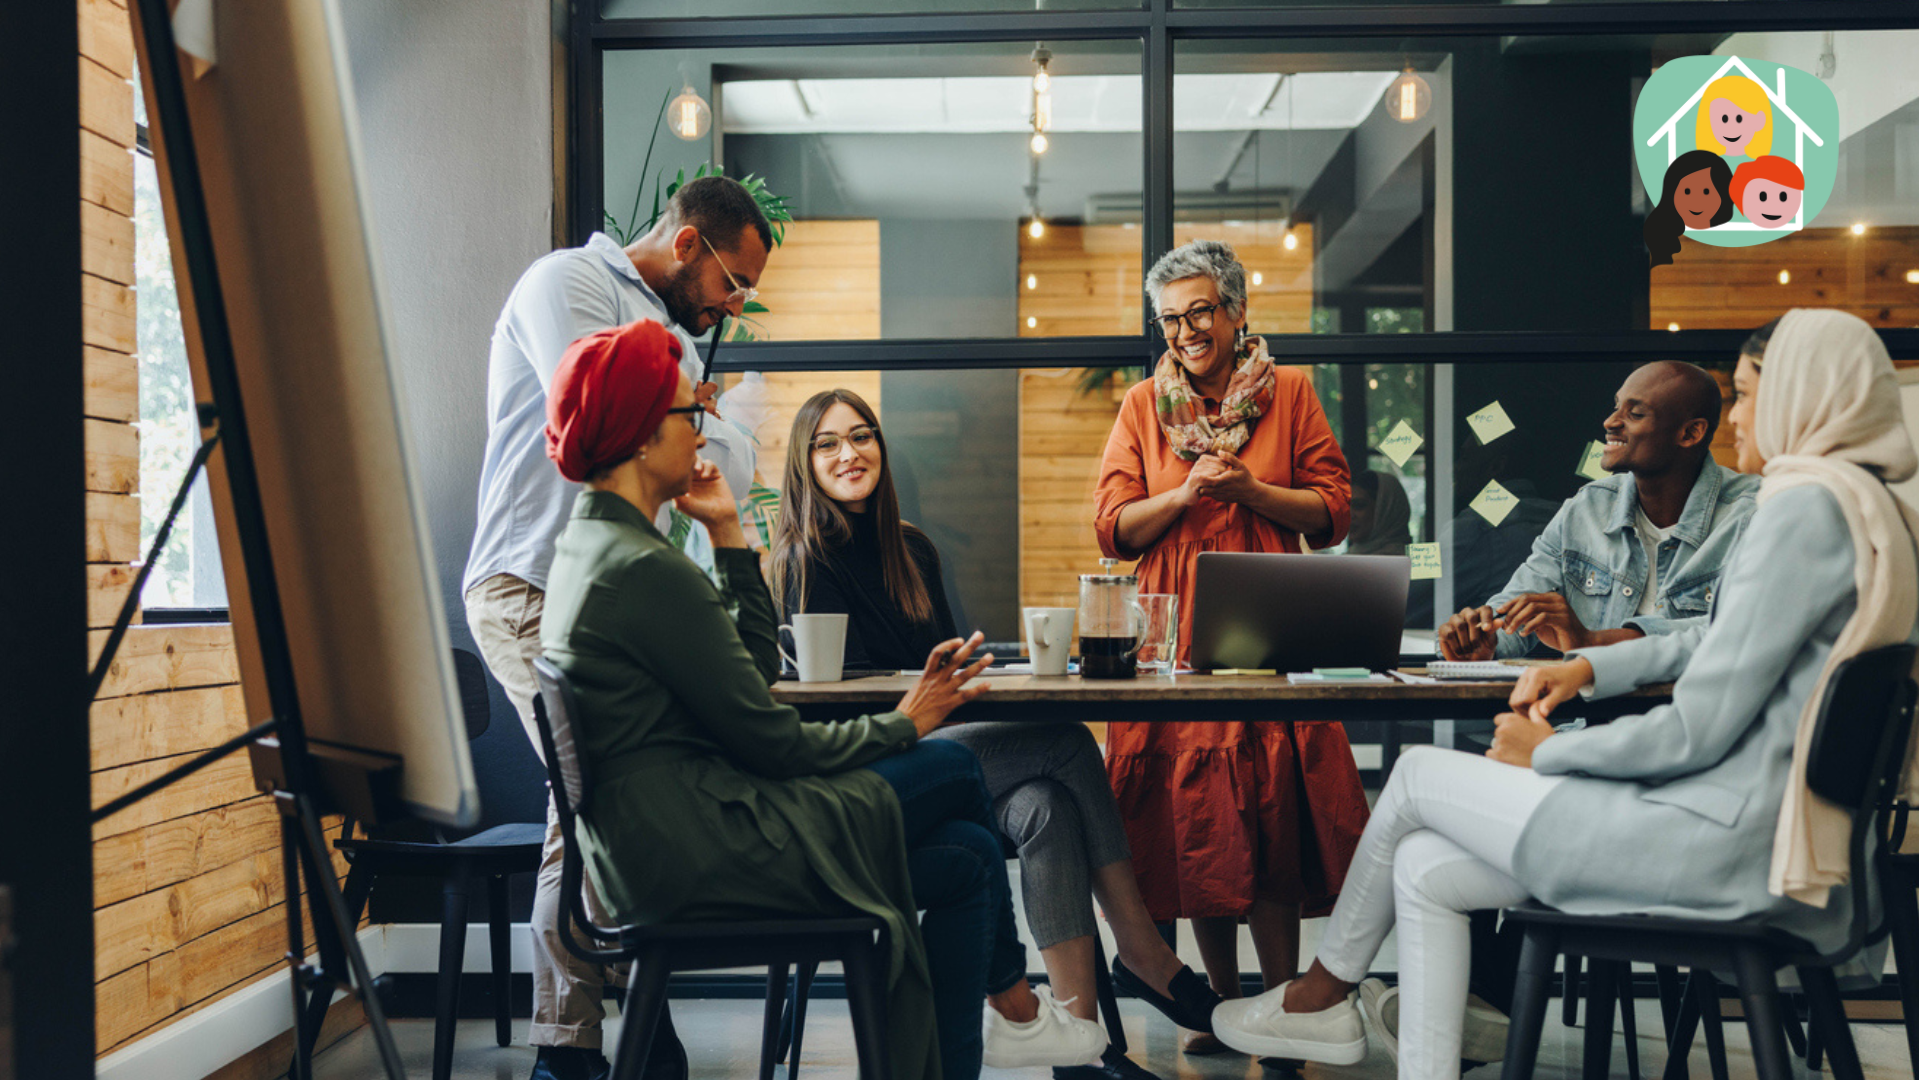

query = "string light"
[1283,232,1298,252]
[1030,45,1053,156]
[1026,316,1038,329]
[1668,322,1681,332]
[1907,270,1919,284]
[1778,269,1791,284]
[1251,271,1264,286]
[1026,274,1038,290]
[1852,223,1868,236]
[1030,132,1049,155]
[1028,217,1045,240]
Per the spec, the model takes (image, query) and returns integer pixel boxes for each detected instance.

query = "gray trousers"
[927,721,1132,950]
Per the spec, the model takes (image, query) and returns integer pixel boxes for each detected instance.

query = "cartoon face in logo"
[1645,149,1735,267]
[1695,76,1775,158]
[1672,168,1725,225]
[1731,156,1806,229]
[1707,96,1767,152]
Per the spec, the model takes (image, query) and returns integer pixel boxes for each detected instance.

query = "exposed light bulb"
[1026,274,1038,290]
[1368,378,1379,390]
[1034,69,1050,94]
[1283,232,1298,252]
[1778,269,1791,285]
[1030,132,1049,155]
[1026,316,1038,329]
[1852,222,1868,236]
[1035,92,1053,134]
[1028,218,1045,240]
[668,85,711,141]
[1251,271,1263,286]
[1668,322,1681,332]
[1907,269,1919,284]
[1384,70,1431,124]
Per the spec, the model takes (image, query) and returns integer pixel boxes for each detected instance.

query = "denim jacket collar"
[1604,457,1727,550]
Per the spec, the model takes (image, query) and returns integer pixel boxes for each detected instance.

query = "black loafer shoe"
[1111,957,1223,1034]
[1054,1047,1168,1080]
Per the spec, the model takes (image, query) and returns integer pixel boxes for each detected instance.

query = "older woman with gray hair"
[1093,239,1366,1054]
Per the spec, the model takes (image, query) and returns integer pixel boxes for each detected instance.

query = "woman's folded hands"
[897,631,994,737]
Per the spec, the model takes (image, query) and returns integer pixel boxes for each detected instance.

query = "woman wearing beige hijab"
[1202,308,1919,1080]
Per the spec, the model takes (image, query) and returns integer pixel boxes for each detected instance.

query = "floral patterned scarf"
[1154,334,1277,461]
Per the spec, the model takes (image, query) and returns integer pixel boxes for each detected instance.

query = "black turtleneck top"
[779,510,959,671]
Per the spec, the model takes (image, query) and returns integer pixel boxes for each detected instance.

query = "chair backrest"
[529,657,623,958]
[452,647,493,742]
[1802,643,1917,962]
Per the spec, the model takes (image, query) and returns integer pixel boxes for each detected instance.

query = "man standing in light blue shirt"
[1440,361,1759,662]
[462,177,768,1080]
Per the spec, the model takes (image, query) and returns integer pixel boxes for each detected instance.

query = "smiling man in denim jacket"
[1441,361,1759,661]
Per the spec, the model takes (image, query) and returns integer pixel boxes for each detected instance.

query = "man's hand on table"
[1439,606,1499,661]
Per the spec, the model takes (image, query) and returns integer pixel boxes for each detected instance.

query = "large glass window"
[603,41,1144,340]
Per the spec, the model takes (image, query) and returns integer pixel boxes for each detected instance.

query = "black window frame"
[569,0,1919,372]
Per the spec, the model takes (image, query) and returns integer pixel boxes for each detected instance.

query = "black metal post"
[0,4,89,1076]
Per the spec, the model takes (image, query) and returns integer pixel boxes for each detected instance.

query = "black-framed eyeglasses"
[811,426,879,457]
[1155,302,1220,338]
[664,404,706,433]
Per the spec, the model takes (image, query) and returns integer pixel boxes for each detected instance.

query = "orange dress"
[1093,365,1369,920]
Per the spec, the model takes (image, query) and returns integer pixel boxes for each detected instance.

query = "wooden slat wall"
[80,0,360,1059]
[721,220,883,496]
[1652,226,1919,330]
[1015,223,1316,610]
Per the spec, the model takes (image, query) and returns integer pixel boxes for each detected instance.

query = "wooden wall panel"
[1652,226,1919,330]
[78,0,333,1060]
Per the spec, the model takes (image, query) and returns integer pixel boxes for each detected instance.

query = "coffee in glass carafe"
[1078,560,1147,679]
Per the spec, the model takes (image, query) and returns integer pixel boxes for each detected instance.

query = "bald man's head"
[1598,361,1723,478]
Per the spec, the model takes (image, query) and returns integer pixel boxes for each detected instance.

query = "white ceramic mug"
[778,613,848,683]
[1023,607,1077,677]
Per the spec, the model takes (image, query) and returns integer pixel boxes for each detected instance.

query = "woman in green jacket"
[536,319,1107,1080]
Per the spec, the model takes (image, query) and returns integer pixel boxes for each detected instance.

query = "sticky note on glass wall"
[1408,542,1442,580]
[1378,420,1424,468]
[1576,441,1610,481]
[1466,401,1516,444]
[1470,480,1519,526]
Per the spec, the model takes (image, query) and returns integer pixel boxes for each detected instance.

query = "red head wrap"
[545,319,683,483]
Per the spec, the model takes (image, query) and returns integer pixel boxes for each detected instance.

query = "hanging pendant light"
[1030,44,1053,156]
[1383,66,1431,124]
[669,84,712,141]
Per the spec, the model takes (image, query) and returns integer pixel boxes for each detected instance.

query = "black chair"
[767,835,1132,1080]
[1882,800,1919,1068]
[296,648,544,1080]
[1498,643,1918,1080]
[528,656,893,1080]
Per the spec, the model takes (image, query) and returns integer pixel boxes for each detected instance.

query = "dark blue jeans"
[864,739,1027,1080]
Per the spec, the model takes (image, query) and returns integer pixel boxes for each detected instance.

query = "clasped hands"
[1487,657,1595,769]
[1178,448,1263,506]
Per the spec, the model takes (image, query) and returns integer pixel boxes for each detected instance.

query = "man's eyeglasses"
[664,404,706,433]
[811,426,879,457]
[1155,301,1220,338]
[700,234,760,305]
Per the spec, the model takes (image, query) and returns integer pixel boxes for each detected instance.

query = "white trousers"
[1316,746,1563,1080]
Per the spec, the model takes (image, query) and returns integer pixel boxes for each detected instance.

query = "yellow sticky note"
[1378,420,1424,468]
[1409,542,1443,580]
[1470,480,1519,527]
[1466,401,1516,445]
[1576,440,1610,482]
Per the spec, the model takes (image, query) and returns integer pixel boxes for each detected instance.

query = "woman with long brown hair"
[774,390,1223,1079]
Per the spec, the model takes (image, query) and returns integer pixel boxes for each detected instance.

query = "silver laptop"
[1190,552,1411,672]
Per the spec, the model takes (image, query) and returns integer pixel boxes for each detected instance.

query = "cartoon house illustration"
[1644,55,1826,232]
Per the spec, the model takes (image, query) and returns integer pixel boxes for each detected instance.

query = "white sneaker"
[1213,981,1368,1066]
[1357,977,1510,1065]
[981,985,1109,1068]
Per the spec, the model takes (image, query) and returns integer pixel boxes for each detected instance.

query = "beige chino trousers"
[465,573,623,1050]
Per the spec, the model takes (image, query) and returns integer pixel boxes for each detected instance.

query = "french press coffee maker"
[1079,559,1147,679]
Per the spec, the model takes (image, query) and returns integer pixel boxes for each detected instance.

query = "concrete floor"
[311,997,1915,1080]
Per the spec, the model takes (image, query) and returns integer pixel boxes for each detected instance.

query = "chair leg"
[486,876,513,1048]
[1499,925,1558,1080]
[1797,966,1864,1080]
[1730,947,1794,1080]
[1889,868,1919,1069]
[1618,964,1642,1080]
[433,877,471,1080]
[1655,966,1693,1080]
[1564,953,1584,1027]
[1781,998,1807,1060]
[1091,934,1128,1055]
[760,963,789,1080]
[842,934,892,1080]
[1583,958,1620,1080]
[1694,971,1729,1080]
[785,960,817,1077]
[611,956,670,1080]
